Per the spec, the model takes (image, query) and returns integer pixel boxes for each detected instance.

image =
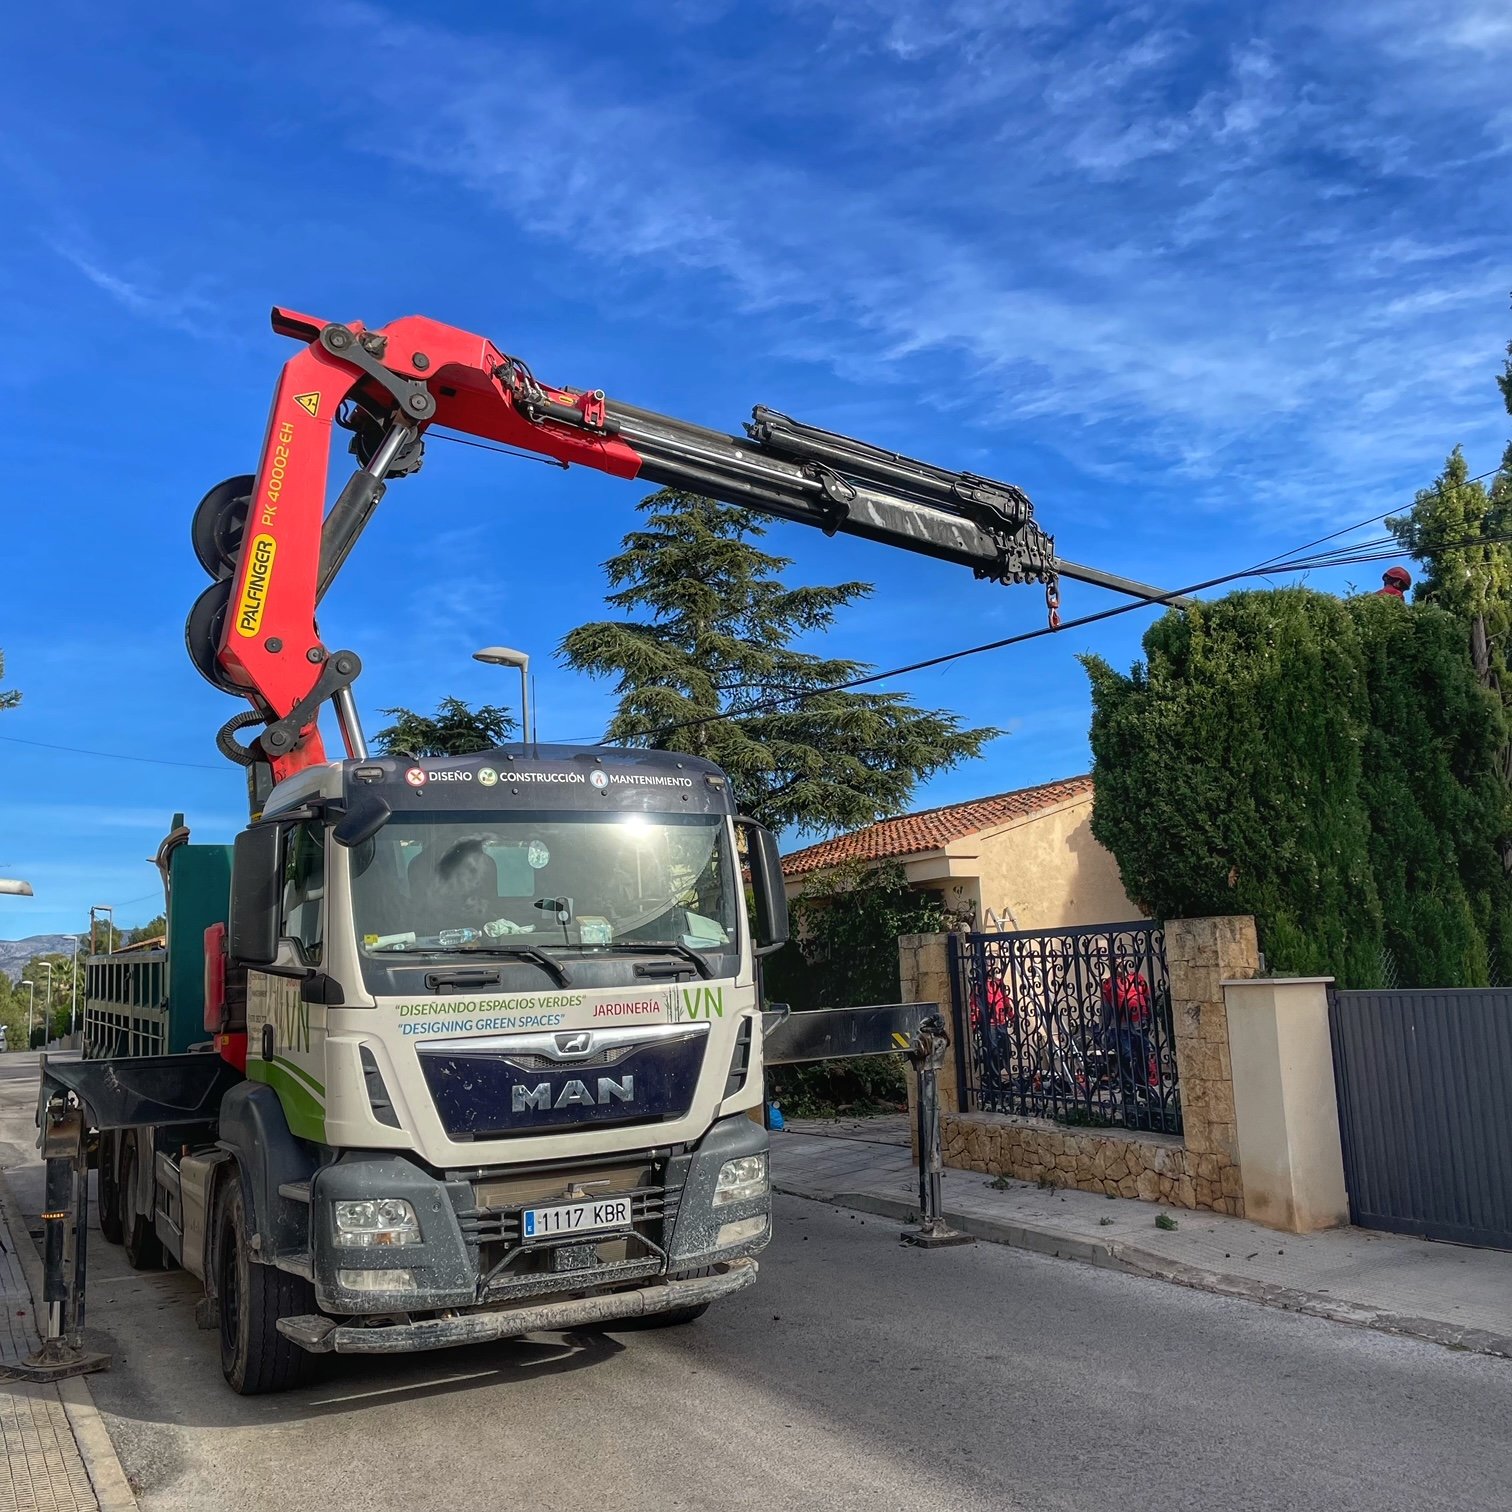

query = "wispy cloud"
[48,241,215,334]
[300,0,1509,531]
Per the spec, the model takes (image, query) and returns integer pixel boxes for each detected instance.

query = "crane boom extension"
[187,307,1189,784]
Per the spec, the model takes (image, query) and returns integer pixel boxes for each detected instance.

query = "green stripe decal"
[249,1059,326,1143]
[274,1056,325,1097]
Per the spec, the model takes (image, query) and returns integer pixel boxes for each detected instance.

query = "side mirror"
[737,818,789,956]
[333,795,392,848]
[230,824,282,966]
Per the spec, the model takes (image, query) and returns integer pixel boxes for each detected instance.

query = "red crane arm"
[188,307,1185,790]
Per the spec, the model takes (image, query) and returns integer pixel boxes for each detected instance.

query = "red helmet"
[1383,566,1411,588]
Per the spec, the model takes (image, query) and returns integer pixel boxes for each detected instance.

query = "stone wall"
[941,1114,1202,1205]
[906,915,1259,1215]
[1164,916,1258,1213]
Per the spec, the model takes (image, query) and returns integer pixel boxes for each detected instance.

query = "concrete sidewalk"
[771,1126,1512,1358]
[0,1177,137,1512]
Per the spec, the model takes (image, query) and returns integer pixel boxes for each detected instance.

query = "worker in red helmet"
[1378,566,1411,600]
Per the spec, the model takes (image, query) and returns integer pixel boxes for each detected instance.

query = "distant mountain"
[0,934,81,982]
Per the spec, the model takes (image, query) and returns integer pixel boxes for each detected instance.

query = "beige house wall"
[964,795,1139,930]
[787,794,1139,932]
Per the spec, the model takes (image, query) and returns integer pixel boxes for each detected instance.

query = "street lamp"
[69,933,81,1039]
[36,961,53,1046]
[90,905,115,957]
[472,646,533,745]
[0,879,34,896]
[21,980,34,1049]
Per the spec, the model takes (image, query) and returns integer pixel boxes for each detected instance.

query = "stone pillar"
[898,932,958,1158]
[1165,916,1258,1216]
[1223,978,1350,1233]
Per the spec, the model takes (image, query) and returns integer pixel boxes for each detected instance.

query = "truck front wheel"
[608,1267,714,1331]
[215,1180,317,1395]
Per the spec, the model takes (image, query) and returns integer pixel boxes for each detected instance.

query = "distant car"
[0,1025,8,1052]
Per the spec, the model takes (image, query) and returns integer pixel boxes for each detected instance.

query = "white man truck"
[36,302,1180,1392]
[67,748,787,1393]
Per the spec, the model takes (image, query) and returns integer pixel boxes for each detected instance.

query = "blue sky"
[1,0,1510,936]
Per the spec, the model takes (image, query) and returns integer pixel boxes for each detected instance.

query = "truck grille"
[419,1025,708,1139]
[458,1174,682,1303]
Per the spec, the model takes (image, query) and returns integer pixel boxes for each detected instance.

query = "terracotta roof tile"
[781,775,1093,878]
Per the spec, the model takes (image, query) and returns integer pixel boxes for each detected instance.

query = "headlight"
[332,1198,420,1247]
[337,1268,417,1293]
[713,1152,768,1208]
[716,1215,768,1248]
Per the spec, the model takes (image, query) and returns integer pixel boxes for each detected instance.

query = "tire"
[608,1267,713,1331]
[121,1140,163,1271]
[97,1132,123,1246]
[216,1179,317,1395]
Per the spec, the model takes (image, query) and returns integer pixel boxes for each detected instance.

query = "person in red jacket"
[1100,967,1156,1114]
[980,976,1012,1086]
[1377,566,1411,600]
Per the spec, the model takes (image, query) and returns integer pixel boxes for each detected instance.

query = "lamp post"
[69,934,81,1039]
[0,879,34,895]
[472,646,533,745]
[36,961,54,1046]
[89,904,115,957]
[21,980,34,1049]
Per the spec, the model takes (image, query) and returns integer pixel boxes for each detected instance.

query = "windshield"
[348,810,739,959]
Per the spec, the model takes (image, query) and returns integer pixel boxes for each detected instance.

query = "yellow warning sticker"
[235,534,277,637]
[892,1031,911,1049]
[293,391,321,418]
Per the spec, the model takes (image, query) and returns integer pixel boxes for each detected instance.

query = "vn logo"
[680,986,725,1020]
[272,993,310,1054]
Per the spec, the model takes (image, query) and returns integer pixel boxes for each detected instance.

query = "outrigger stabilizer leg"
[4,1095,111,1382]
[901,1015,974,1249]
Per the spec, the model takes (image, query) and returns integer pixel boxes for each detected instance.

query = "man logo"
[511,1076,635,1112]
[555,1031,592,1056]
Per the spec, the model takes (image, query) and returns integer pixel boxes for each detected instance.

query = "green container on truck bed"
[84,823,231,1058]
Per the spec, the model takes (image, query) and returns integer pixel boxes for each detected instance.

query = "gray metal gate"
[1330,988,1512,1250]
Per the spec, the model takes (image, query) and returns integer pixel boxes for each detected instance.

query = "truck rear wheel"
[216,1180,316,1395]
[97,1132,123,1246]
[120,1141,162,1270]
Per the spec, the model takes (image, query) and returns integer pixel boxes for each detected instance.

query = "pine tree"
[560,489,997,835]
[0,651,18,712]
[374,698,515,757]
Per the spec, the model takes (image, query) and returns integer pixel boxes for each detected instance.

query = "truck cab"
[93,743,788,1391]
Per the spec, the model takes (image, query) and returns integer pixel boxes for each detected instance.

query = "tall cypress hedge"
[1083,588,1512,988]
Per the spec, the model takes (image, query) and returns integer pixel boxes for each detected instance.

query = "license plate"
[522,1196,633,1241]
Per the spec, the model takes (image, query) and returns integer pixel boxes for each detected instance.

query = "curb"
[0,1167,140,1512]
[773,1179,1512,1361]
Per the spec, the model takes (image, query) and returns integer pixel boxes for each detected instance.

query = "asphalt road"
[2,1052,1508,1512]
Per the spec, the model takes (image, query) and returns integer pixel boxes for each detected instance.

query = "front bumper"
[277,1259,757,1354]
[305,1113,771,1316]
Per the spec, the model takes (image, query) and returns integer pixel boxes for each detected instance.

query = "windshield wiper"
[565,942,715,979]
[426,945,573,988]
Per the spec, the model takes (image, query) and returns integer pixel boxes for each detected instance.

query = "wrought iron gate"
[950,921,1180,1135]
[1330,988,1512,1250]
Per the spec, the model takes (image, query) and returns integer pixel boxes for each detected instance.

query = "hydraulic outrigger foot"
[4,1098,112,1382]
[900,1016,974,1250]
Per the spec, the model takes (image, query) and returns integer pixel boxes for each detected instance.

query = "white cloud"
[290,2,1511,530]
[48,242,214,333]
